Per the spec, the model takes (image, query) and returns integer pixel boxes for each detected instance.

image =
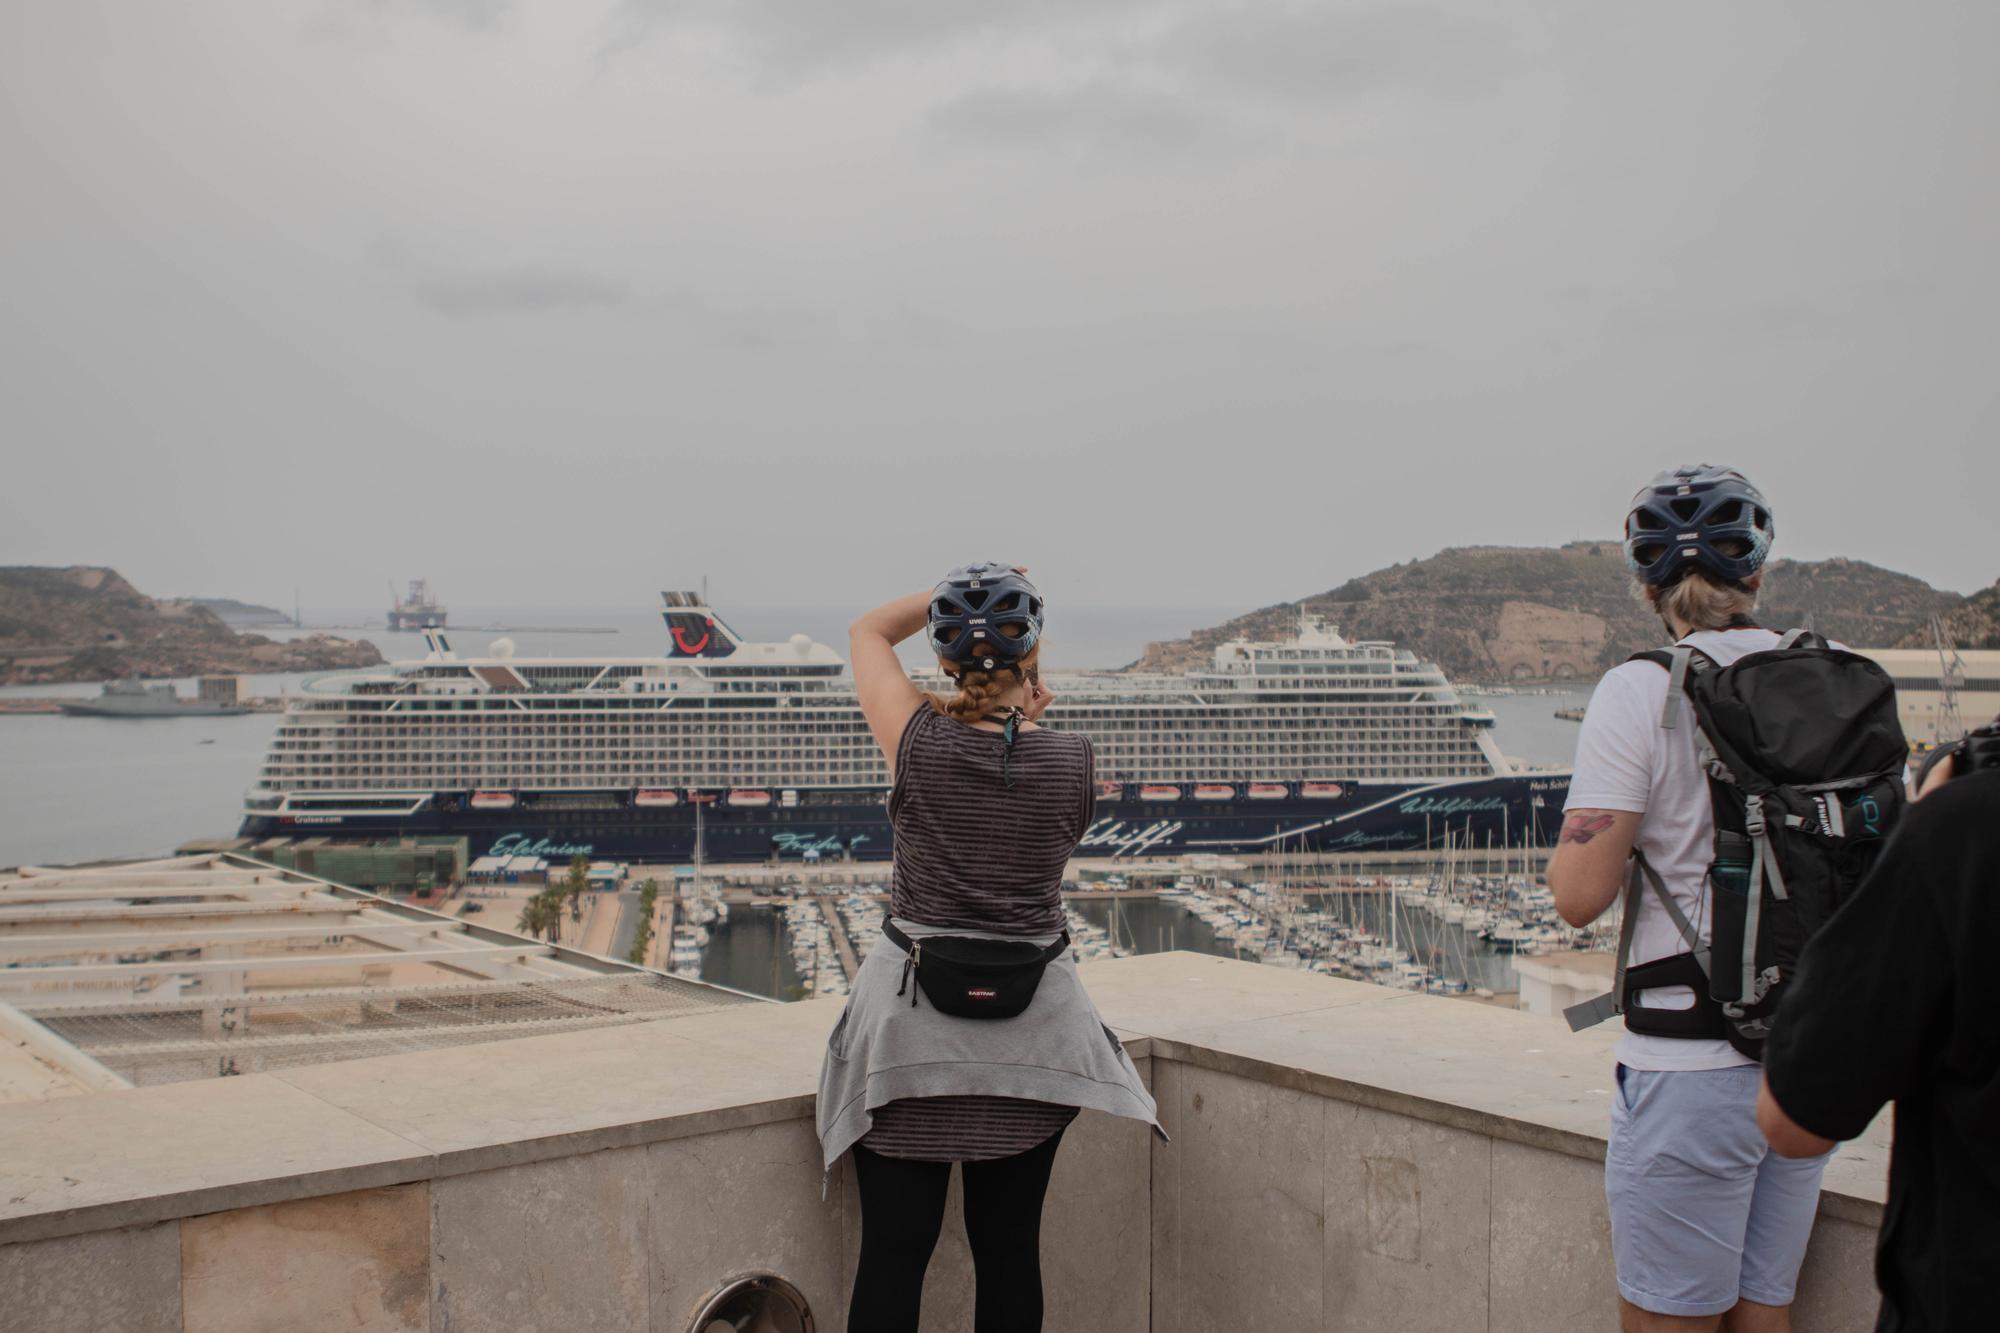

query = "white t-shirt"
[1565,627,1794,1072]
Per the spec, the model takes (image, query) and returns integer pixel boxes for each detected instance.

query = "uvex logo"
[966,988,999,1000]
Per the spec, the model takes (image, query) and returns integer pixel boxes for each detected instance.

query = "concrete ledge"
[0,953,1886,1252]
[1087,952,1888,1226]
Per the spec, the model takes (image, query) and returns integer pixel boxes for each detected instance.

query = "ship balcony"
[0,954,1882,1331]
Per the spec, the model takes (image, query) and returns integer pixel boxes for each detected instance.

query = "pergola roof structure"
[0,854,756,1098]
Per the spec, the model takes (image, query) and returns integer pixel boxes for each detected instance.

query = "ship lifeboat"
[1096,780,1124,800]
[1139,784,1183,802]
[728,789,773,808]
[1248,782,1289,801]
[1194,783,1236,801]
[1301,782,1345,799]
[470,791,516,811]
[634,790,680,808]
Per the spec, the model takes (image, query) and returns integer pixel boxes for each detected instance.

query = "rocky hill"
[190,597,294,627]
[1896,577,2000,651]
[1128,543,1961,682]
[0,567,381,686]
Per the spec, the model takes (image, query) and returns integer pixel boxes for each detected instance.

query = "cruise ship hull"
[240,772,1570,864]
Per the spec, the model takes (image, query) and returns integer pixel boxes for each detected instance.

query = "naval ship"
[240,593,1570,861]
[63,680,250,718]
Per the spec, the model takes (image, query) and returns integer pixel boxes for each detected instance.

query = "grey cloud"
[919,4,1508,162]
[1158,3,1513,106]
[929,83,1232,156]
[599,0,1146,73]
[410,264,633,316]
[599,1,1510,110]
[373,245,809,348]
[361,0,516,31]
[613,1,1514,157]
[311,0,518,40]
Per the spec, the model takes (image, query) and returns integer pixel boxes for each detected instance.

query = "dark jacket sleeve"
[1762,798,1953,1141]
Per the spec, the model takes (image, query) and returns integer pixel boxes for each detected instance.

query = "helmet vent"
[961,589,990,610]
[1668,497,1702,522]
[1631,511,1666,532]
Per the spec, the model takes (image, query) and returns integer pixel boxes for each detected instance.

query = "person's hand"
[1023,675,1056,721]
[1914,752,1955,803]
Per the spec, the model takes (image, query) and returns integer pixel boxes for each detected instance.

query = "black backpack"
[1566,630,1908,1058]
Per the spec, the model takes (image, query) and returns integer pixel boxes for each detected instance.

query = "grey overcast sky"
[2,1,1994,614]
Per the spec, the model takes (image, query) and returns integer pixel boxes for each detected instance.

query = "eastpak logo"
[966,988,999,1000]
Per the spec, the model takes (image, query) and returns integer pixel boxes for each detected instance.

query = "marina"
[614,831,1577,1005]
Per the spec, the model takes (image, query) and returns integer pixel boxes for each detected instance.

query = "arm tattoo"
[1560,813,1617,845]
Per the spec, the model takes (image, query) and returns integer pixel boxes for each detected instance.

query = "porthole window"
[687,1273,814,1333]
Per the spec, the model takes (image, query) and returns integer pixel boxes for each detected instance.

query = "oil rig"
[387,578,447,631]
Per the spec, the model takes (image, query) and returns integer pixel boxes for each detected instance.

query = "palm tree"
[516,890,563,943]
[563,854,590,930]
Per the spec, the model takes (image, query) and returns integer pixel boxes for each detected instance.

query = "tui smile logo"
[663,610,735,657]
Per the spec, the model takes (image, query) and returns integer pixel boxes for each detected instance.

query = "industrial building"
[0,853,754,1100]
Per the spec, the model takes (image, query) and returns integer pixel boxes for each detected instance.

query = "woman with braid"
[817,562,1161,1333]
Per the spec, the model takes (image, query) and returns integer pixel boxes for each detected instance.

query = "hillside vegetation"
[1897,578,2000,651]
[1128,543,1964,682]
[0,566,380,685]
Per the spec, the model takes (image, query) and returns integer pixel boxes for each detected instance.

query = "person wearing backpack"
[1549,465,1905,1332]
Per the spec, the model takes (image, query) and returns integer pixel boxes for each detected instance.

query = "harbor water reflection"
[698,903,809,1000]
[697,885,1532,1002]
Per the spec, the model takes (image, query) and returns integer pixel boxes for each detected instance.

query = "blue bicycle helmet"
[1624,465,1775,588]
[928,562,1043,672]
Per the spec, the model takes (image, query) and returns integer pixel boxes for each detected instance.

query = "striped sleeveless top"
[861,702,1097,1160]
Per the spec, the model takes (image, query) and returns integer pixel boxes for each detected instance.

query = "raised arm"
[850,589,931,772]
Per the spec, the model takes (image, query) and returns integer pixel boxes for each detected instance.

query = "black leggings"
[847,1129,1065,1333]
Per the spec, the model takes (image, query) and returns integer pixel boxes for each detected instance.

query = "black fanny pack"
[883,921,1070,1019]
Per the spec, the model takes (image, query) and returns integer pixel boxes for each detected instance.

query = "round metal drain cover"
[687,1273,815,1333]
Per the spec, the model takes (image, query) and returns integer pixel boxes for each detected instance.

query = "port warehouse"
[1859,647,2000,744]
[227,837,469,898]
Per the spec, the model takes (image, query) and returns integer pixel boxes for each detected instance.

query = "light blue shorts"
[1606,1064,1830,1318]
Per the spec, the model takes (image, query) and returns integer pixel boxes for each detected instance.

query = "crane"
[1930,612,1967,746]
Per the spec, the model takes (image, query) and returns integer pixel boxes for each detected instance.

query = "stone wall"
[0,955,1886,1331]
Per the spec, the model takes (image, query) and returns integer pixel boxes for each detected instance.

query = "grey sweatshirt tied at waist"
[816,916,1165,1178]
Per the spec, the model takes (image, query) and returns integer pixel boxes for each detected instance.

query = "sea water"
[0,604,1588,869]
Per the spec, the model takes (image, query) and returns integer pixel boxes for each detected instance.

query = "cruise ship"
[240,593,1570,862]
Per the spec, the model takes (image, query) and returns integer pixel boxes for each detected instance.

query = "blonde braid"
[929,667,1010,722]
